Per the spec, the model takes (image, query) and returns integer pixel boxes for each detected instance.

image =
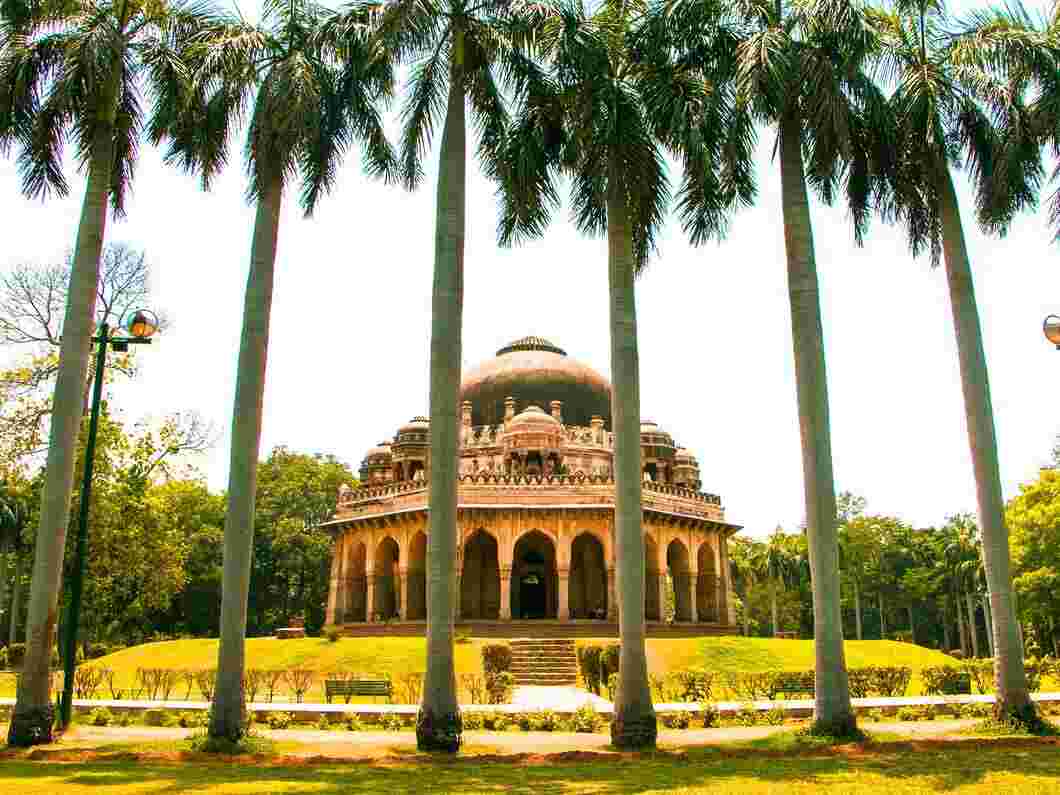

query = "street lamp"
[59,309,158,729]
[1044,315,1060,349]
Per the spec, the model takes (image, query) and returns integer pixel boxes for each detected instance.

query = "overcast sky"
[2,0,1058,540]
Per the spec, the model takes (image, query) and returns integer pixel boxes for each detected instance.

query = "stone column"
[500,567,512,620]
[558,567,570,621]
[689,568,699,623]
[365,573,376,622]
[607,566,617,621]
[326,537,343,625]
[398,567,409,621]
[657,574,668,623]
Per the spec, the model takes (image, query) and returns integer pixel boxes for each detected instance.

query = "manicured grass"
[2,735,1059,793]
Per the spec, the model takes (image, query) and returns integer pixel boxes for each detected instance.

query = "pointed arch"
[374,536,400,620]
[461,529,500,619]
[512,530,557,619]
[697,540,719,622]
[645,534,661,621]
[346,541,368,622]
[407,531,427,620]
[667,538,692,622]
[570,531,607,619]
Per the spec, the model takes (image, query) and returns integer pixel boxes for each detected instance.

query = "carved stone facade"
[324,337,740,634]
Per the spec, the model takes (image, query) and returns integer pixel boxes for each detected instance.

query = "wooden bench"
[769,673,815,700]
[940,672,972,695]
[324,679,392,704]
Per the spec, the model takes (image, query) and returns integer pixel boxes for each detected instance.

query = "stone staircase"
[509,638,579,686]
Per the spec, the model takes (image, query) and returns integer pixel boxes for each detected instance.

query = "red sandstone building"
[324,336,740,636]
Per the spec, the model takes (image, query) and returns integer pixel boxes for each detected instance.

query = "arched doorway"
[667,539,692,622]
[570,532,607,619]
[374,537,399,620]
[407,532,427,620]
[512,531,557,619]
[645,535,661,621]
[346,542,368,622]
[697,542,718,622]
[461,530,500,619]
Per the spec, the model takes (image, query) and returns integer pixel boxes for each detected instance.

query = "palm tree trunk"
[937,165,1032,717]
[416,73,464,754]
[9,552,22,646]
[8,119,115,747]
[982,594,994,657]
[208,177,283,742]
[942,600,951,652]
[778,118,854,734]
[965,591,980,658]
[606,166,656,750]
[771,586,779,636]
[879,593,886,639]
[742,587,750,636]
[0,545,9,640]
[854,580,862,641]
[957,592,968,656]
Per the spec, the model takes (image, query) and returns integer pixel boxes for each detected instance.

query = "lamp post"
[59,310,158,729]
[1044,315,1060,349]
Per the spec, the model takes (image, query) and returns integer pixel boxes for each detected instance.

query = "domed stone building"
[324,336,740,636]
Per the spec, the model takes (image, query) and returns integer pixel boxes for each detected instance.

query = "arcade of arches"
[326,510,733,626]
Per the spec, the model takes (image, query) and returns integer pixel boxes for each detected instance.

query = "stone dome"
[399,416,429,434]
[461,336,611,427]
[365,441,392,462]
[509,405,561,430]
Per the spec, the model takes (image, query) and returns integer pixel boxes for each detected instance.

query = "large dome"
[461,336,612,427]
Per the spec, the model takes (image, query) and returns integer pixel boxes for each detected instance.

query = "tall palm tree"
[371,0,520,753]
[765,528,798,635]
[0,0,218,746]
[494,0,748,748]
[867,0,1037,723]
[154,0,395,741]
[0,486,29,646]
[668,0,885,735]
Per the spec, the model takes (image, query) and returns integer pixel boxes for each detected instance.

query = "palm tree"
[371,0,522,753]
[728,538,763,635]
[154,0,395,741]
[0,486,29,646]
[867,0,1037,723]
[765,528,798,635]
[493,0,749,748]
[0,0,218,747]
[665,0,885,735]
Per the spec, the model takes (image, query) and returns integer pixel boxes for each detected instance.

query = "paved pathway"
[511,685,611,711]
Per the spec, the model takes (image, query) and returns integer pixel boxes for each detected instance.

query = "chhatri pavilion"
[323,336,740,636]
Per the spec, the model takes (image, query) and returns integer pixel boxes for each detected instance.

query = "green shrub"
[661,711,693,729]
[896,706,919,722]
[530,710,559,732]
[0,646,8,669]
[920,666,965,695]
[732,705,759,727]
[847,668,873,698]
[7,643,25,668]
[341,712,363,731]
[763,707,786,726]
[600,644,620,681]
[267,711,294,730]
[89,707,113,726]
[315,715,332,731]
[725,671,775,700]
[605,673,618,701]
[481,644,512,675]
[379,712,405,731]
[485,712,512,732]
[323,625,341,643]
[462,711,485,731]
[1026,659,1045,693]
[143,708,174,727]
[570,704,602,733]
[960,659,994,694]
[86,642,110,659]
[178,711,208,729]
[577,645,604,694]
[486,671,514,705]
[871,666,913,697]
[700,703,720,728]
[674,668,714,702]
[517,712,533,731]
[116,711,133,727]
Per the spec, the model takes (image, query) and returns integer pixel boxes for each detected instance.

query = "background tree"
[1008,465,1060,657]
[867,0,1036,723]
[156,0,396,741]
[0,0,219,746]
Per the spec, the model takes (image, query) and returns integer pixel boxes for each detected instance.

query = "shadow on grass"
[1,733,1060,793]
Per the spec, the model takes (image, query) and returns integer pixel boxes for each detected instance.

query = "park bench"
[768,673,815,700]
[939,672,972,695]
[324,678,392,704]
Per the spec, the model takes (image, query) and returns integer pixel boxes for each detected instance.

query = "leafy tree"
[1008,467,1060,657]
[0,0,220,746]
[866,0,1036,723]
[156,0,396,742]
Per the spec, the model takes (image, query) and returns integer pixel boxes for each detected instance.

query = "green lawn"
[1,736,1058,793]
[0,635,990,702]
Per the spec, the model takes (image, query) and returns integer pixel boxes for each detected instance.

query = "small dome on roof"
[365,441,392,460]
[509,405,561,428]
[398,416,429,435]
[674,448,698,464]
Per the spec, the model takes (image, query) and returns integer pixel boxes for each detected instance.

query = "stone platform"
[338,620,739,639]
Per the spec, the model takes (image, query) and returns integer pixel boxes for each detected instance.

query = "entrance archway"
[667,539,692,622]
[570,532,607,619]
[407,531,427,620]
[512,531,557,619]
[345,542,367,622]
[461,530,500,619]
[645,535,661,621]
[374,537,399,620]
[697,543,719,622]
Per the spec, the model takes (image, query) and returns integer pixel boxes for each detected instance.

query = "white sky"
[1,0,1058,540]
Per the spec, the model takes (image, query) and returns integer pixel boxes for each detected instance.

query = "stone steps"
[336,620,738,639]
[510,638,579,686]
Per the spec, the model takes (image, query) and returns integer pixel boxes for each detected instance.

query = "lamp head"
[1044,315,1060,349]
[125,309,159,340]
